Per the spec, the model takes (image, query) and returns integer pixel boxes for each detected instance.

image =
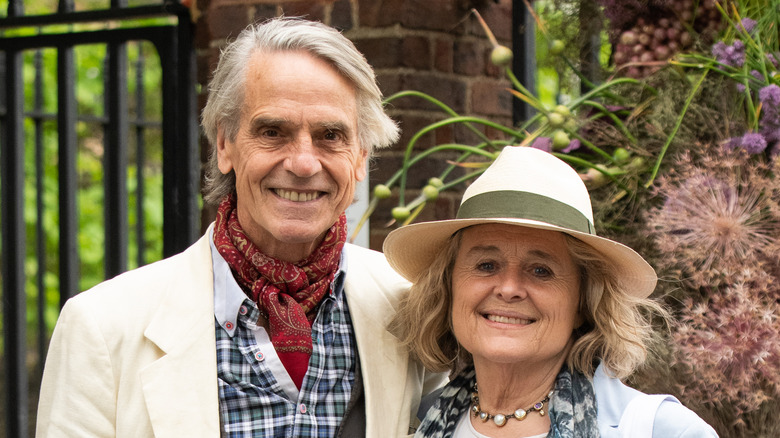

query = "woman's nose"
[494,271,527,301]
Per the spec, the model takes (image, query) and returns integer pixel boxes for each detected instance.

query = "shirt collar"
[209,227,347,337]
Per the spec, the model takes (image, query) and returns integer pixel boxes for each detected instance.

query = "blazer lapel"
[343,244,413,436]
[140,233,221,437]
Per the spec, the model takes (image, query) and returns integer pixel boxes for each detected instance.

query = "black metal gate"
[0,1,198,436]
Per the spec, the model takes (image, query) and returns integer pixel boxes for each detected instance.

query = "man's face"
[217,50,367,262]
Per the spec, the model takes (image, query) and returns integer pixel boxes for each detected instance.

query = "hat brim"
[383,217,657,299]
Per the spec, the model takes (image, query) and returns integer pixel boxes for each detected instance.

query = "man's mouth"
[274,189,323,202]
[484,314,535,325]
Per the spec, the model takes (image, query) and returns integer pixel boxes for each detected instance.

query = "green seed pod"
[626,156,646,170]
[553,104,571,118]
[563,118,578,132]
[428,177,444,188]
[549,39,565,56]
[582,167,609,189]
[547,112,565,127]
[392,206,411,222]
[552,130,571,150]
[422,185,439,200]
[612,147,631,163]
[373,184,391,199]
[490,45,514,67]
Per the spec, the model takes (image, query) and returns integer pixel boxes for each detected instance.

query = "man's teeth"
[486,315,533,325]
[276,189,318,202]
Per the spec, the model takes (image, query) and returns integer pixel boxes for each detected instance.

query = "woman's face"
[451,224,583,368]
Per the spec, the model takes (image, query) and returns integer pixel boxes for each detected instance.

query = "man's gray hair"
[201,17,400,205]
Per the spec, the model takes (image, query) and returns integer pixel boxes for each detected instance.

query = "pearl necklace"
[470,383,553,427]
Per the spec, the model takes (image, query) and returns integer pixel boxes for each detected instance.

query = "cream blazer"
[36,227,445,437]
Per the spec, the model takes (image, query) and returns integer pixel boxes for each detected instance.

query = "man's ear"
[216,126,234,175]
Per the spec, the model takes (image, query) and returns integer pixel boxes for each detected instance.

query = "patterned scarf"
[415,365,600,438]
[213,194,346,389]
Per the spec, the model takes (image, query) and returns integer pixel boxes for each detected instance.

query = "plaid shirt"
[211,235,356,437]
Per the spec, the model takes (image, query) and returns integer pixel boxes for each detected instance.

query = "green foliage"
[1,36,165,348]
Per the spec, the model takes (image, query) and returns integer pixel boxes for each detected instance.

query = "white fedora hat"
[383,145,657,298]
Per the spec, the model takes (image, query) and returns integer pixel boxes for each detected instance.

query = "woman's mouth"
[484,314,535,325]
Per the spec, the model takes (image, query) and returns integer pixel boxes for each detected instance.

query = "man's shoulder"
[342,243,410,304]
[70,233,212,307]
[343,243,407,282]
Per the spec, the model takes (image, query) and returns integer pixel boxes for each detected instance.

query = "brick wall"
[193,0,514,250]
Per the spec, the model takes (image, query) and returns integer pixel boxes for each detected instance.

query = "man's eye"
[262,128,280,137]
[324,130,341,141]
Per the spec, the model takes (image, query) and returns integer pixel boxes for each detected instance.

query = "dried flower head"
[672,268,780,415]
[645,149,780,288]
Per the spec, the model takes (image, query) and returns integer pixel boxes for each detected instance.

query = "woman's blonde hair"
[389,228,668,379]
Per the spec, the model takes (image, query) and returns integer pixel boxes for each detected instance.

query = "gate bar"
[2,47,29,438]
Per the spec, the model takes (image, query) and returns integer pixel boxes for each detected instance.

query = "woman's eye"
[532,266,552,277]
[477,261,496,272]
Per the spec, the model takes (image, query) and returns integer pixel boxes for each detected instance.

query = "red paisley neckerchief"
[213,194,346,389]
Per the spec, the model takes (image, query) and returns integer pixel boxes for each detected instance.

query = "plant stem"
[385,90,496,145]
[348,197,379,243]
[398,117,522,204]
[645,70,709,188]
[579,100,638,144]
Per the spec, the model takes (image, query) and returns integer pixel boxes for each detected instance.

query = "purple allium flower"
[759,84,780,106]
[736,83,746,93]
[739,17,757,33]
[530,136,552,153]
[751,70,764,81]
[758,85,780,143]
[712,40,746,67]
[724,133,769,155]
[767,53,779,68]
[730,42,746,67]
[740,133,768,154]
[561,139,581,153]
[761,126,780,143]
[712,41,727,59]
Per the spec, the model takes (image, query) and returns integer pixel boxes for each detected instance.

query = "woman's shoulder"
[592,364,718,438]
[652,400,718,437]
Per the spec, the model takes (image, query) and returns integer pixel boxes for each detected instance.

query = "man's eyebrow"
[318,120,352,133]
[249,117,289,129]
[248,118,352,133]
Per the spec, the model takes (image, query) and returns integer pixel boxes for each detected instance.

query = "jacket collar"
[140,230,221,437]
[343,243,414,436]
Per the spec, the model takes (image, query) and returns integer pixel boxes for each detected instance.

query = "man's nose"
[284,136,322,177]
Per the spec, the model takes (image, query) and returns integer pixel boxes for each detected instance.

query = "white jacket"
[593,364,718,437]
[36,227,445,437]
